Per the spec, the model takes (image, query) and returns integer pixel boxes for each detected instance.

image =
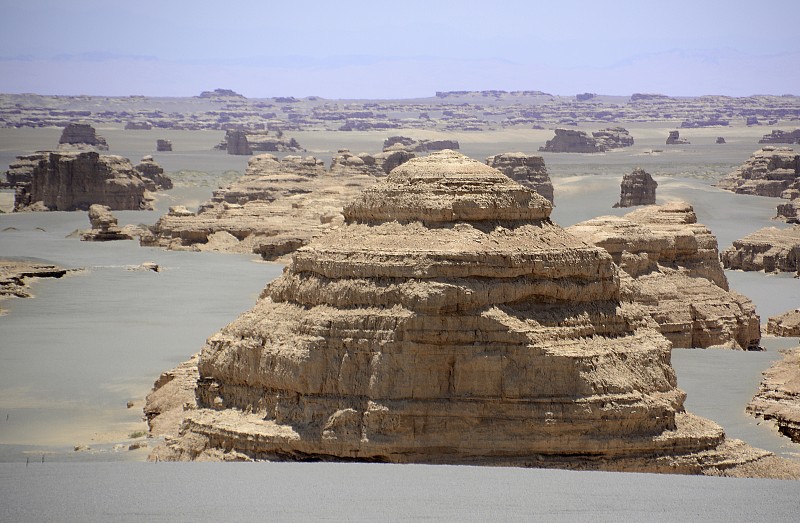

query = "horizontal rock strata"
[486,153,554,203]
[721,226,800,274]
[567,202,760,349]
[539,129,604,153]
[0,260,71,314]
[716,147,800,198]
[58,122,108,150]
[81,204,146,241]
[766,309,800,337]
[148,151,781,475]
[666,131,689,145]
[135,156,173,190]
[747,348,800,443]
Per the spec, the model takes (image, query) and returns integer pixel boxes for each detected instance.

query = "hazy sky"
[1,0,798,98]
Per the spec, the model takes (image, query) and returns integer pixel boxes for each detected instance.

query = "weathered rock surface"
[721,226,800,274]
[716,137,726,144]
[485,153,554,203]
[217,130,304,155]
[613,168,657,208]
[156,139,172,152]
[12,151,151,211]
[666,131,689,145]
[592,127,634,150]
[0,260,71,314]
[568,202,761,350]
[145,354,200,440]
[1,153,40,188]
[758,129,800,144]
[329,149,413,176]
[747,348,800,443]
[716,147,800,198]
[224,130,252,155]
[141,153,378,259]
[80,204,146,241]
[382,136,459,153]
[134,155,173,190]
[539,128,604,153]
[766,309,800,337]
[58,123,109,150]
[147,151,782,476]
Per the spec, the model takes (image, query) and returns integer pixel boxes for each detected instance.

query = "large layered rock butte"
[12,151,151,211]
[716,147,800,198]
[149,151,783,475]
[747,348,800,443]
[567,202,760,350]
[539,129,604,153]
[721,226,800,274]
[613,168,657,208]
[486,153,554,203]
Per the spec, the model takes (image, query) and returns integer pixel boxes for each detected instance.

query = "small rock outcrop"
[382,136,460,153]
[58,123,109,150]
[328,149,413,177]
[12,151,150,211]
[666,131,690,145]
[539,129,604,153]
[80,204,146,241]
[758,129,800,144]
[716,147,800,197]
[766,309,800,337]
[613,168,657,208]
[147,151,783,477]
[224,130,252,155]
[125,121,152,130]
[568,202,761,350]
[134,156,173,190]
[0,260,71,315]
[485,153,554,203]
[716,137,726,144]
[156,139,172,152]
[721,226,800,274]
[747,348,800,443]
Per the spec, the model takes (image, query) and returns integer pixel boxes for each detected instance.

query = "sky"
[0,0,798,98]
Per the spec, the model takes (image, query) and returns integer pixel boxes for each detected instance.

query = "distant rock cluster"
[58,123,108,150]
[216,129,303,155]
[717,147,799,198]
[758,129,800,144]
[538,127,633,153]
[382,136,460,153]
[485,153,554,203]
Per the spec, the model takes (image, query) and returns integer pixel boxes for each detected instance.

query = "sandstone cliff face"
[592,127,634,150]
[567,202,760,350]
[142,153,378,259]
[721,226,800,274]
[156,139,172,152]
[150,151,774,474]
[135,156,173,191]
[747,348,800,443]
[58,123,109,150]
[766,309,800,337]
[716,147,800,198]
[13,151,150,211]
[485,153,554,203]
[382,136,459,152]
[539,129,604,153]
[613,168,657,208]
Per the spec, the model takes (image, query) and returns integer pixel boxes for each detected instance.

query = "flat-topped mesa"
[747,348,800,443]
[721,226,800,274]
[614,168,657,208]
[12,151,150,211]
[766,309,800,337]
[666,130,689,145]
[58,122,109,150]
[485,153,554,204]
[758,129,800,144]
[716,147,800,198]
[151,151,777,474]
[539,129,604,153]
[567,201,760,350]
[592,127,634,150]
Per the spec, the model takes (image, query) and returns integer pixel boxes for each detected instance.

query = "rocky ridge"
[613,168,657,208]
[721,226,800,274]
[567,202,760,350]
[146,151,786,476]
[758,129,800,144]
[485,153,554,203]
[134,156,173,191]
[747,348,800,443]
[766,309,800,337]
[716,147,800,198]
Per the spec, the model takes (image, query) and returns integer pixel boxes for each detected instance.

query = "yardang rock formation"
[149,151,786,475]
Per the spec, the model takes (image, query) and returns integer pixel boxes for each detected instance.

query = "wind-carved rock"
[721,226,800,274]
[666,131,689,145]
[758,129,800,144]
[156,139,172,152]
[81,204,146,241]
[568,201,761,350]
[539,128,603,153]
[141,153,379,259]
[135,156,173,191]
[716,147,800,198]
[592,127,634,150]
[148,151,780,475]
[485,153,554,203]
[382,136,459,153]
[613,168,657,208]
[12,151,150,211]
[58,123,109,150]
[748,348,800,443]
[766,309,800,337]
